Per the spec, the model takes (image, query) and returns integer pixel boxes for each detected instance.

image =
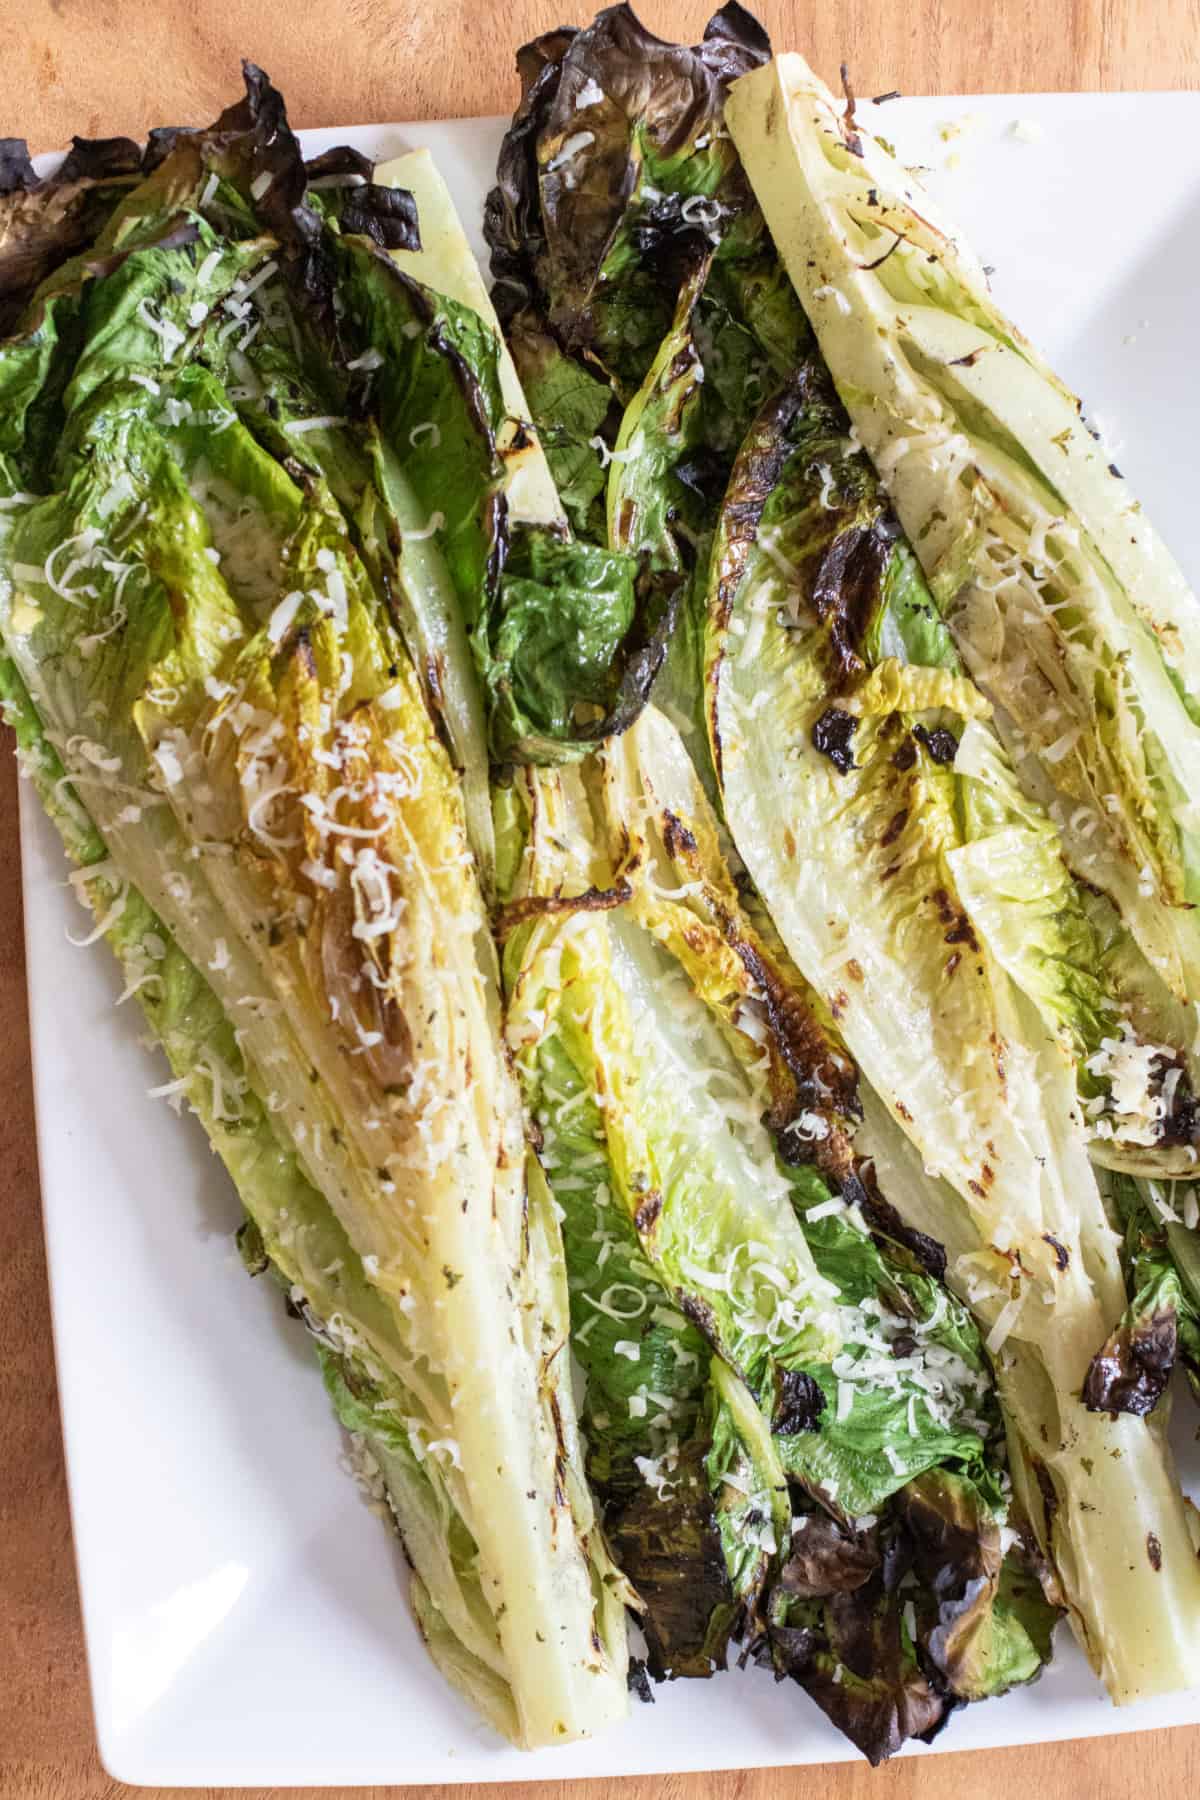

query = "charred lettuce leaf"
[597,231,813,770]
[757,1510,949,1765]
[485,2,769,402]
[1084,1174,1200,1415]
[485,1,784,609]
[897,1471,1055,1701]
[605,1433,737,1679]
[0,133,145,333]
[756,1476,1055,1765]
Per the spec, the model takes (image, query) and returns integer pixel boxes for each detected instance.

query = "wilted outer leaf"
[485,3,770,401]
[897,1469,1054,1700]
[759,1512,948,1766]
[0,133,145,332]
[1084,1174,1200,1414]
[759,1478,1056,1765]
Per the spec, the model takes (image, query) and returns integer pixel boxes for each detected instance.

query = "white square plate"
[21,94,1200,1786]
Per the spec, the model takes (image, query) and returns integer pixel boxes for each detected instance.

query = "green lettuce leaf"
[504,321,615,540]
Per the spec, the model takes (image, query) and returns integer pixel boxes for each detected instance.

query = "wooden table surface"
[2,2,1199,1797]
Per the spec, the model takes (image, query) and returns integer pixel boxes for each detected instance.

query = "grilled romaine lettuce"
[496,706,1057,1760]
[697,156,1200,1696]
[0,66,631,1748]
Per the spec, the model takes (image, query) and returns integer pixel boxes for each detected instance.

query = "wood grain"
[1,1,1198,1796]
[8,0,1200,151]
